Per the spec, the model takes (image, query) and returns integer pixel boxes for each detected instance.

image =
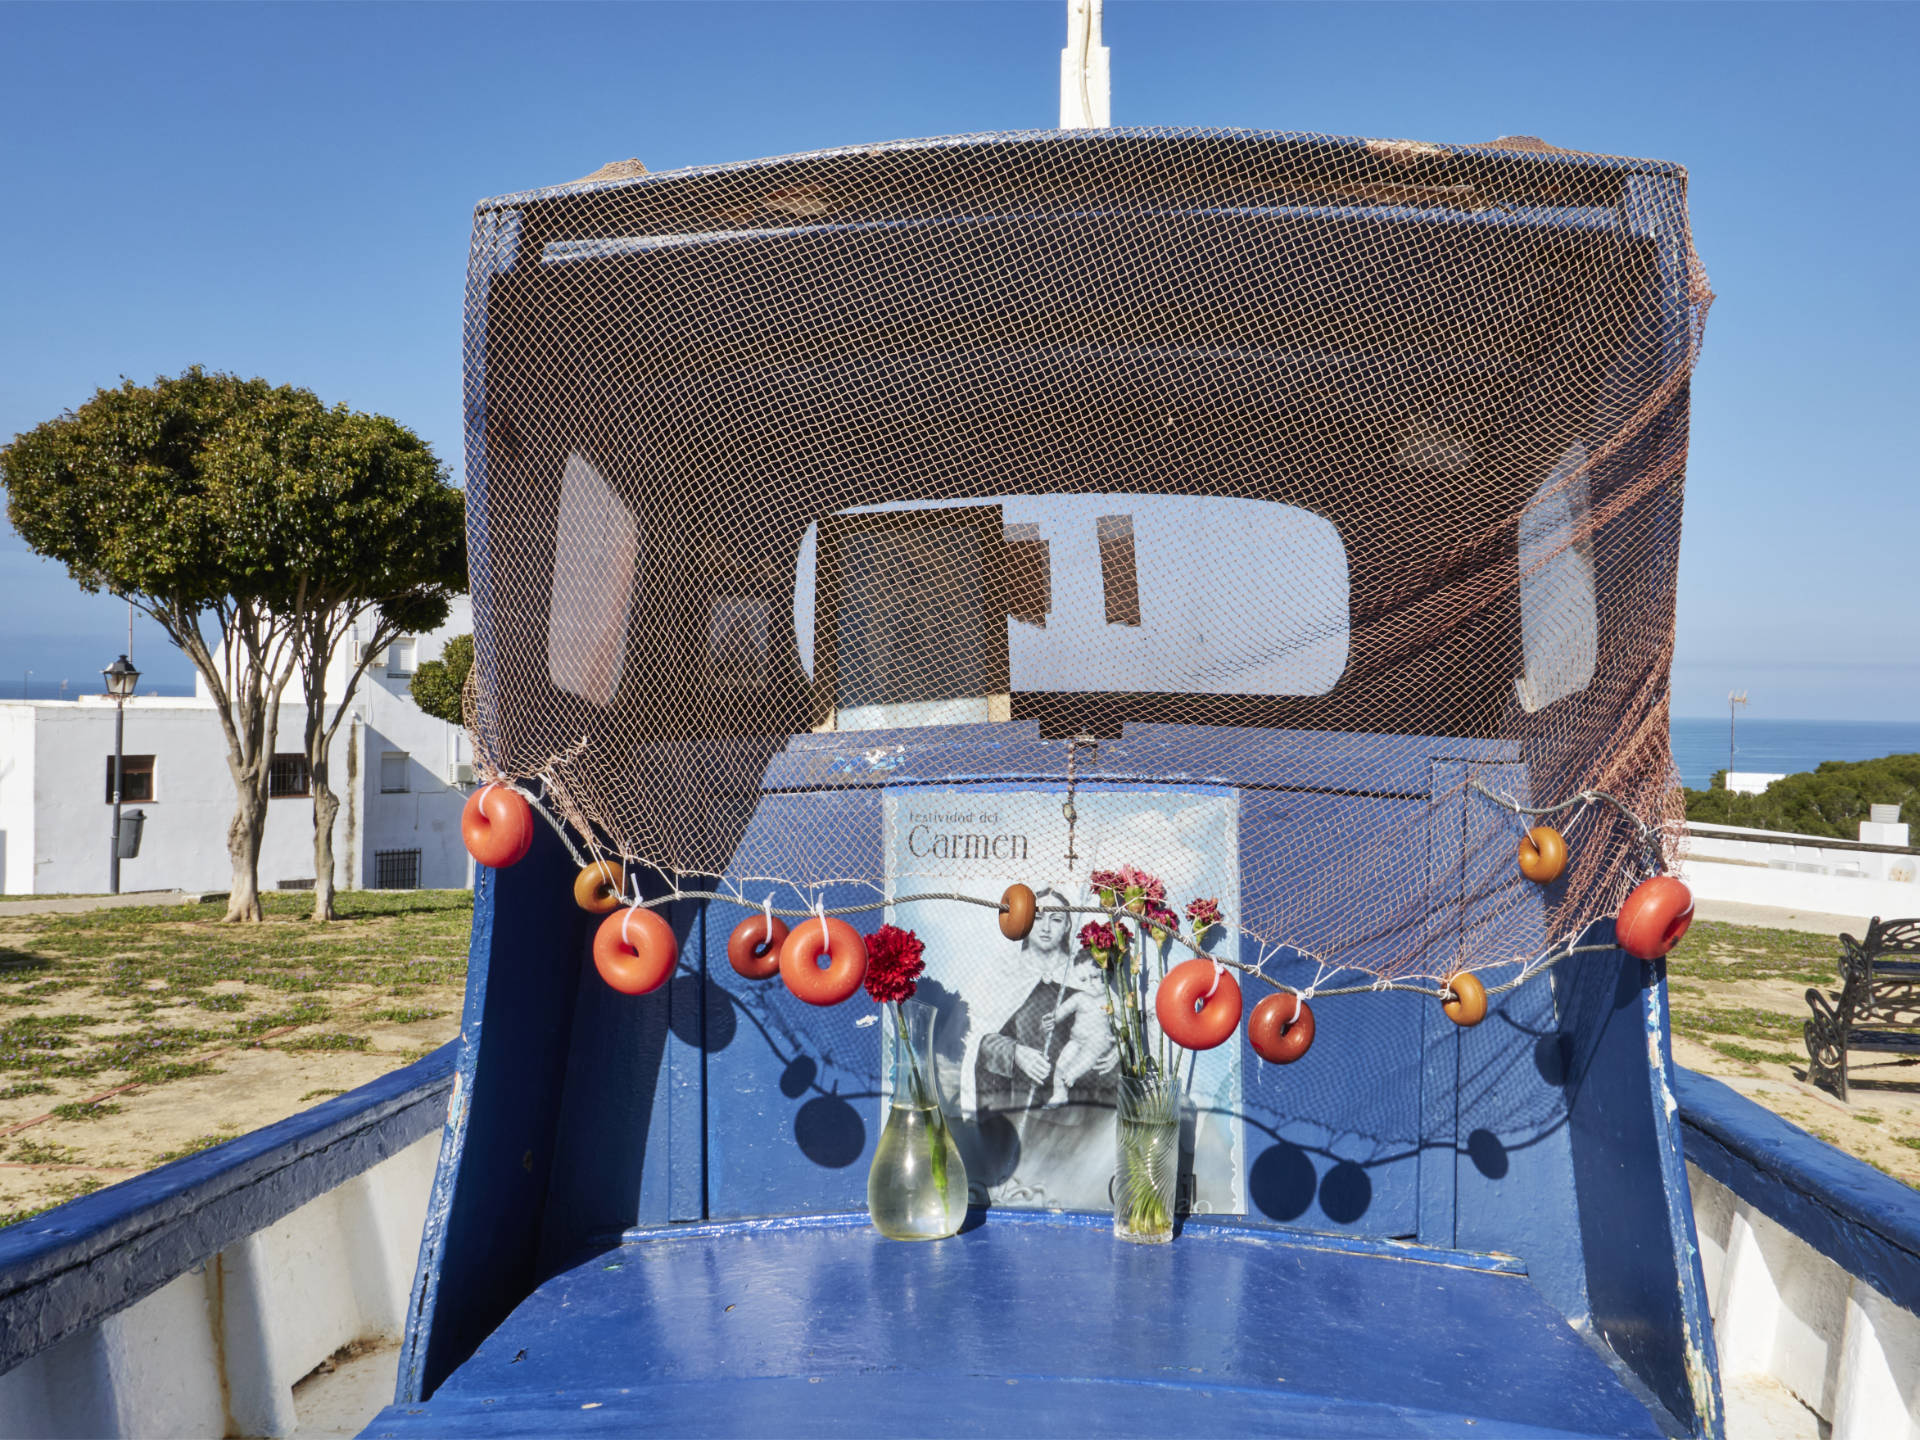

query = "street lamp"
[103,654,140,894]
[1727,690,1749,786]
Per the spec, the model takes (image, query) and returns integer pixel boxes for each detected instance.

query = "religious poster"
[883,785,1244,1216]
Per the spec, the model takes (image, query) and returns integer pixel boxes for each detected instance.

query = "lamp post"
[1728,690,1748,787]
[103,654,140,894]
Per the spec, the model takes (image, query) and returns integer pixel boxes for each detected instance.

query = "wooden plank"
[373,1213,1663,1439]
[1844,1029,1920,1054]
[399,823,592,1403]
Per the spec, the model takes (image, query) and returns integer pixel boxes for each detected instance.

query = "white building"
[0,602,476,895]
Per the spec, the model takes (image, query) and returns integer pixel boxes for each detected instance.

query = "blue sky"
[2,1,1913,720]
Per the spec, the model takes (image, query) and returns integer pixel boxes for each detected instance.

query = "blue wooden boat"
[5,126,1919,1440]
[367,126,1729,1438]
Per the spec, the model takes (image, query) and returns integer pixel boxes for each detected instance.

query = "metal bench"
[1805,916,1920,1100]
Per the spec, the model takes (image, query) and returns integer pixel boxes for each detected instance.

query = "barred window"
[268,753,310,798]
[374,849,421,890]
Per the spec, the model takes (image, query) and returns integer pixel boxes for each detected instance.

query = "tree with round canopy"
[1,367,465,920]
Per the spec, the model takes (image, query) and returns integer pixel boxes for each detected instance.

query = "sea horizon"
[1669,716,1920,790]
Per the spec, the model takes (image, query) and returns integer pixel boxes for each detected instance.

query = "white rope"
[1202,958,1226,1001]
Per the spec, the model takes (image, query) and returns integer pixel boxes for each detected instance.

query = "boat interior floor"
[366,1212,1666,1438]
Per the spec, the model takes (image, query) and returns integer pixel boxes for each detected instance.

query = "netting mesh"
[460,127,1710,989]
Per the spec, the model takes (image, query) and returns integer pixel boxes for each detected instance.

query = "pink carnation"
[1142,900,1180,939]
[1185,897,1223,929]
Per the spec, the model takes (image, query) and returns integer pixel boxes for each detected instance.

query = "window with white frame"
[380,751,411,793]
[387,636,417,678]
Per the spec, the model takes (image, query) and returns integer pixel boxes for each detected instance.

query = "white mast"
[1060,0,1111,129]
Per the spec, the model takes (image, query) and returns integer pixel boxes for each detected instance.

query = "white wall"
[1686,821,1920,924]
[0,704,35,893]
[8,697,354,896]
[0,599,476,895]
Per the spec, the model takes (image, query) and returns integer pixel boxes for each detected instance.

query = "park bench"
[1805,916,1920,1100]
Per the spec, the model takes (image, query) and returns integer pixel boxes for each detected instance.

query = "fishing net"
[460,127,1709,993]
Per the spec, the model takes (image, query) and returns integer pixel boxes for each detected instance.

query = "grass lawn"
[0,890,470,1227]
[1666,920,1920,1187]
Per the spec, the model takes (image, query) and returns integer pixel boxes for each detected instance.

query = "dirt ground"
[0,891,468,1225]
[0,893,1911,1226]
[1665,918,1920,1187]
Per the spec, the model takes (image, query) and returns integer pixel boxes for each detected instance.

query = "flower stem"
[892,1001,950,1203]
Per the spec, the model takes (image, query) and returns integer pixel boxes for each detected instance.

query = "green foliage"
[1683,753,1920,840]
[0,367,465,624]
[409,633,473,724]
[1709,1040,1805,1068]
[372,1006,443,1025]
[0,1177,103,1228]
[277,1032,370,1053]
[51,1101,122,1122]
[0,367,466,921]
[128,1060,223,1085]
[11,1140,77,1164]
[155,1132,238,1163]
[0,368,263,606]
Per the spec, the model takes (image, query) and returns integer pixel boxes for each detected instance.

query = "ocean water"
[1669,717,1920,790]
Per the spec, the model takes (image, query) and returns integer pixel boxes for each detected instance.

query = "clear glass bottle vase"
[1113,1069,1180,1244]
[868,999,968,1241]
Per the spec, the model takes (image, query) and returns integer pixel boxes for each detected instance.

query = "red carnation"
[1079,920,1117,966]
[864,924,926,1004]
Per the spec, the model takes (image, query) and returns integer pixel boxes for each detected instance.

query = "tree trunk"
[310,729,341,922]
[148,599,289,925]
[224,771,269,922]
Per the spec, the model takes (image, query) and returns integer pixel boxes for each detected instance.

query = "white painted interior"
[0,601,475,895]
[0,1129,440,1440]
[1691,1162,1920,1439]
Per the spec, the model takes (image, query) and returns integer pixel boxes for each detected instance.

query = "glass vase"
[1113,1069,1180,1244]
[868,999,968,1241]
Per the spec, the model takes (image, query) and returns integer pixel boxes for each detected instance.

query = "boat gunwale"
[1675,1067,1920,1314]
[0,1040,458,1376]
